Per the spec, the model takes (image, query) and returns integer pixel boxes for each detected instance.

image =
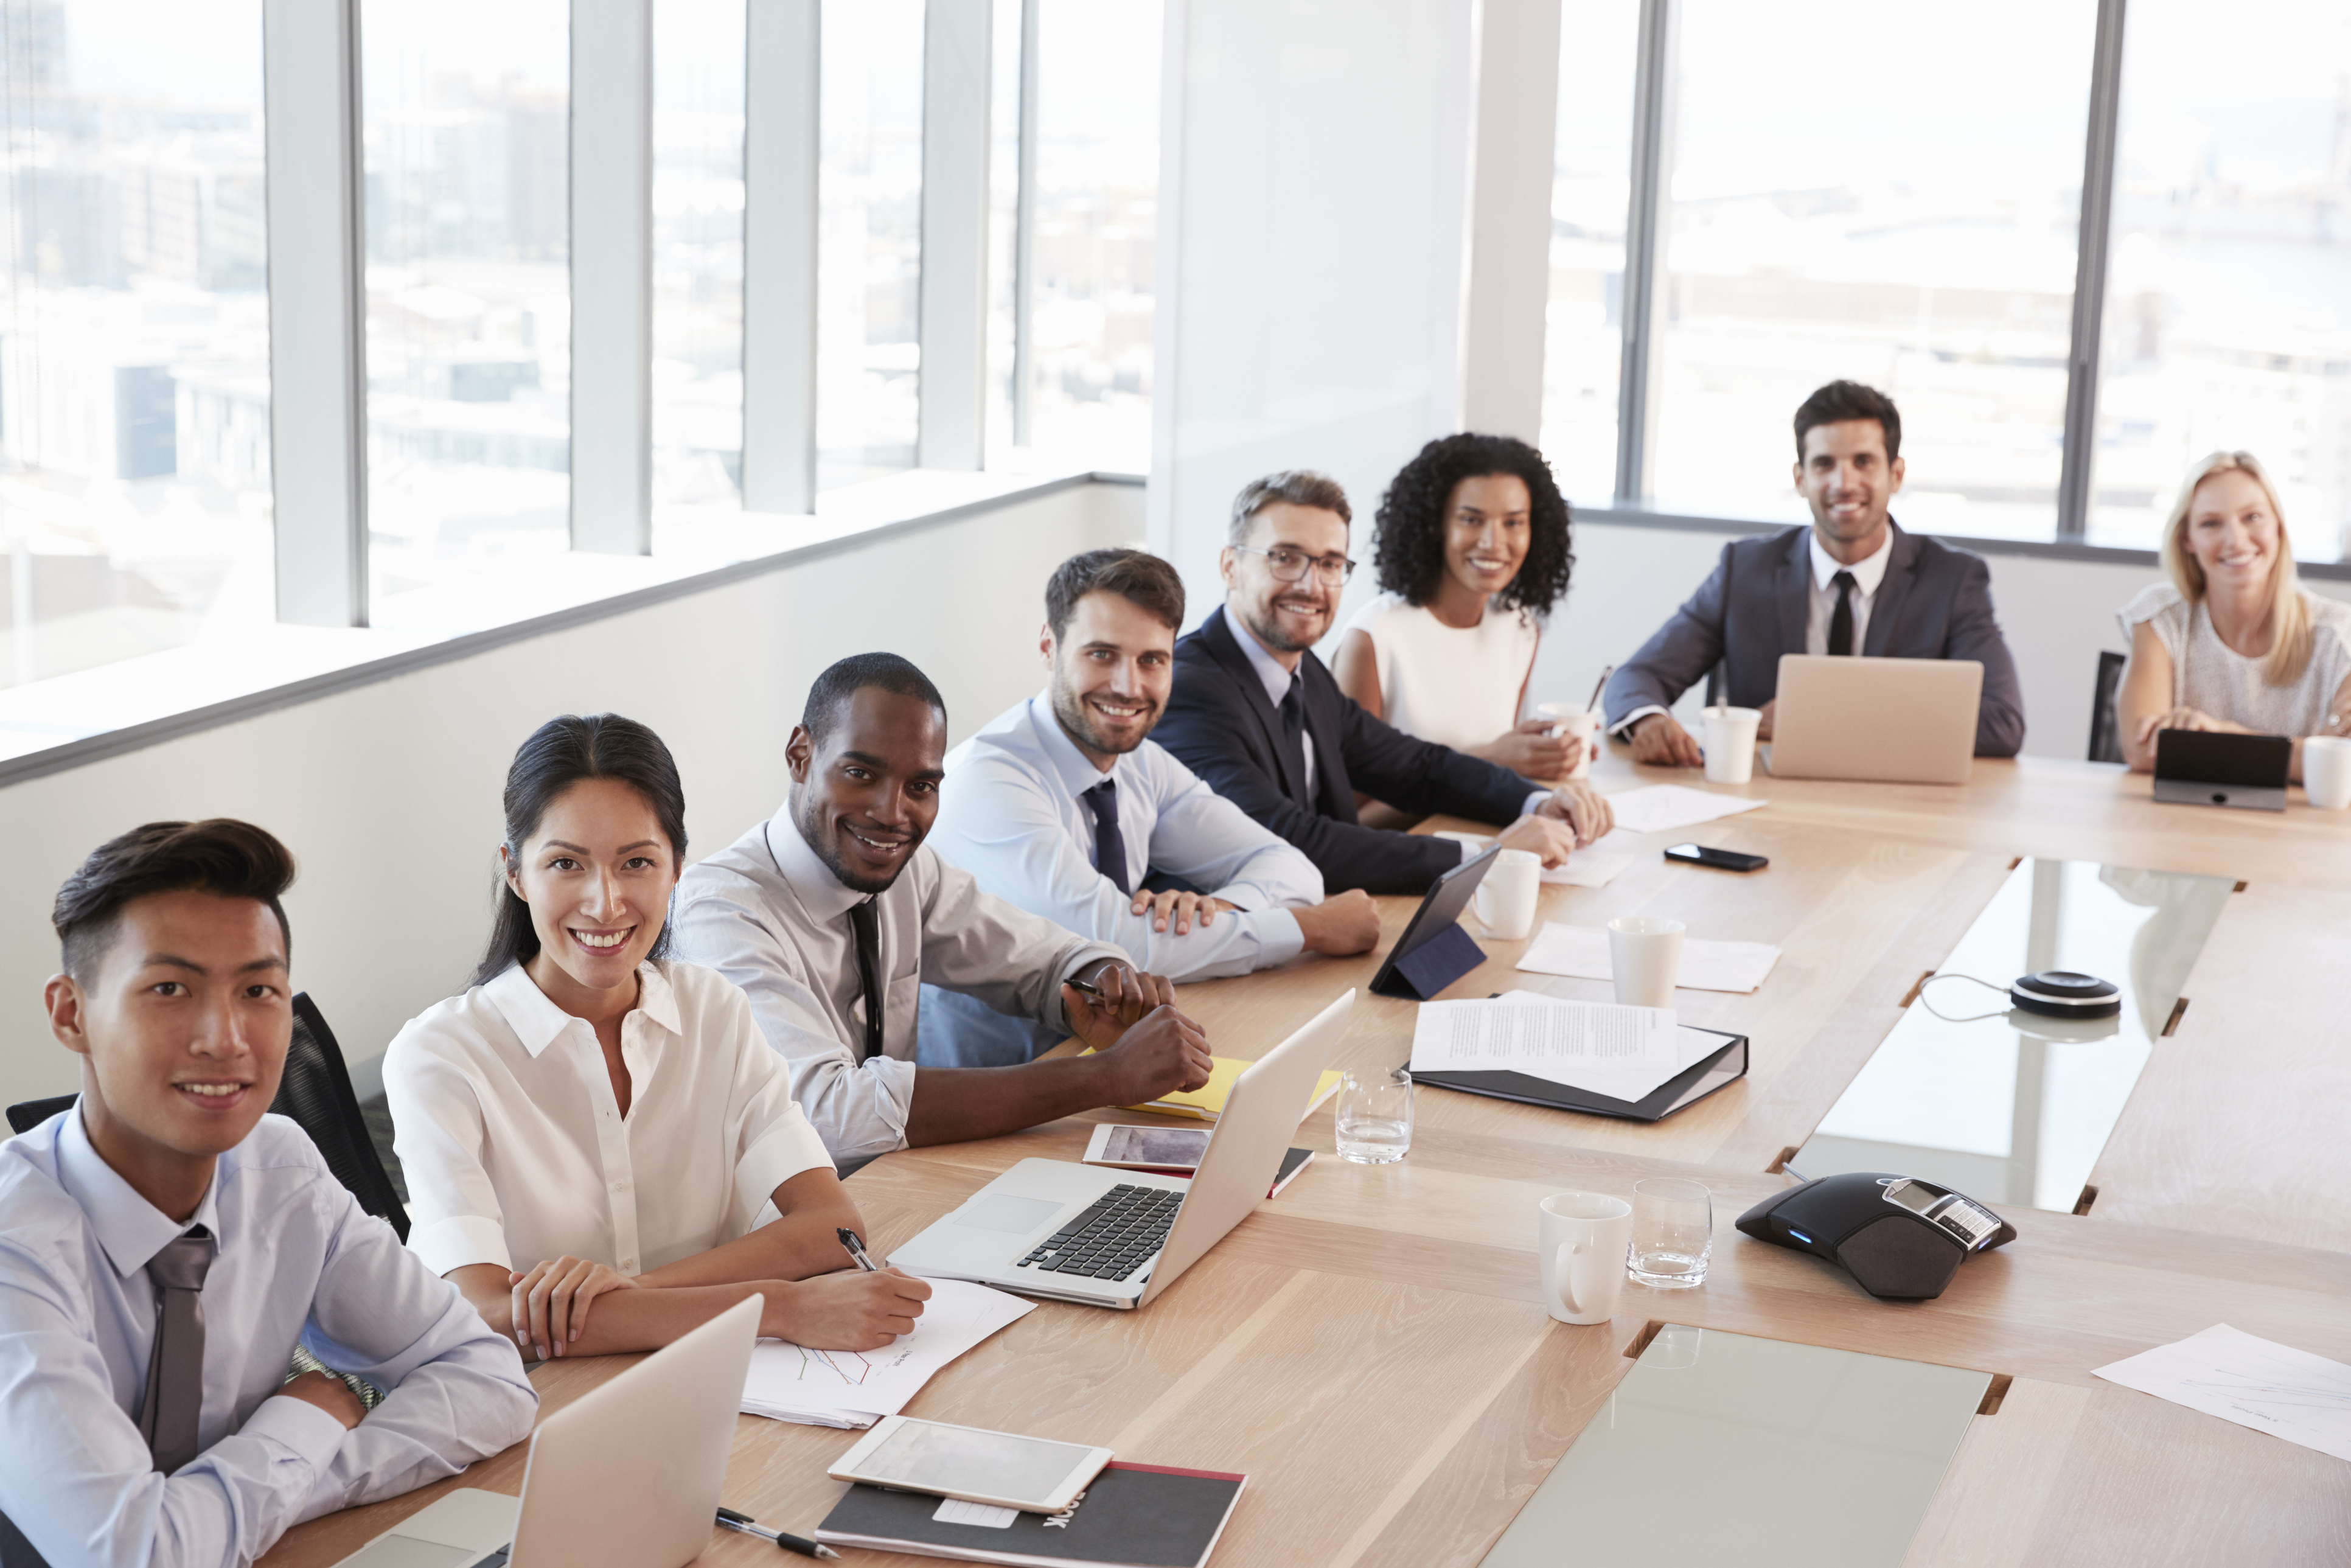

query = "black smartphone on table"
[1664,842,1768,873]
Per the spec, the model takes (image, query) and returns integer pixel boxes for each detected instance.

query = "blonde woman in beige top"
[2115,450,2351,779]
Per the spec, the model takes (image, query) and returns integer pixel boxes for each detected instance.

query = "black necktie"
[1081,779,1131,895]
[1828,570,1858,657]
[848,899,886,1062]
[141,1227,214,1476]
[1278,681,1312,808]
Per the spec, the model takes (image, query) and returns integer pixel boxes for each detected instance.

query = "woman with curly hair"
[1333,433,1581,781]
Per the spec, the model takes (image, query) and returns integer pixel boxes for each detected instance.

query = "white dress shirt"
[383,960,834,1280]
[1231,609,1545,855]
[0,1109,535,1568]
[1804,528,1893,657]
[916,693,1323,1065]
[669,817,1126,1163]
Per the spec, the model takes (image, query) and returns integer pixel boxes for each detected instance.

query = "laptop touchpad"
[955,1195,1064,1233]
[333,1539,484,1568]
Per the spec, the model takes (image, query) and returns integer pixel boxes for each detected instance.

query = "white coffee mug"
[1474,848,1543,941]
[1607,915,1684,1008]
[1701,706,1763,785]
[1539,1191,1632,1325]
[2305,735,2351,810]
[1537,704,1601,782]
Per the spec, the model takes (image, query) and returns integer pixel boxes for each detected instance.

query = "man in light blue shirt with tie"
[0,820,536,1568]
[921,548,1383,1067]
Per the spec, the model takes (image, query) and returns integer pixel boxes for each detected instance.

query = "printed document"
[2094,1323,2351,1463]
[1409,995,1682,1099]
[742,1278,1034,1429]
[1435,830,1640,890]
[1601,784,1768,836]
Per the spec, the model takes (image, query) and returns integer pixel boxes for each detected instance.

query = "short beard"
[1239,598,1323,654]
[790,790,914,896]
[1050,674,1156,758]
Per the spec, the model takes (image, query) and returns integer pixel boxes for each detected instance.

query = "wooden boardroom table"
[266,750,2351,1568]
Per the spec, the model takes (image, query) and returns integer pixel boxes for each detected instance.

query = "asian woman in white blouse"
[384,714,930,1363]
[1332,434,1583,801]
[2116,451,2351,778]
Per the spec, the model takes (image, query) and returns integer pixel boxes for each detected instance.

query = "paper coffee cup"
[1607,915,1684,1008]
[1536,703,1601,781]
[1702,706,1762,785]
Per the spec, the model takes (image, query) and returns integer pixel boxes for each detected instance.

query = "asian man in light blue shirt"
[921,549,1382,1067]
[0,820,535,1568]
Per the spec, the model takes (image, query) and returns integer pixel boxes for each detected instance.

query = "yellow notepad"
[1120,1056,1345,1123]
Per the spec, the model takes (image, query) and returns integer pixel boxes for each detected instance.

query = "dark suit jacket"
[1157,606,1541,895]
[1601,522,2025,757]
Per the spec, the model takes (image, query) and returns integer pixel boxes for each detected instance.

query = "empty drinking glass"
[1628,1177,1712,1288]
[1336,1067,1413,1163]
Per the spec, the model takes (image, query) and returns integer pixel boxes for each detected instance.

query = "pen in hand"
[837,1227,879,1273]
[717,1505,839,1560]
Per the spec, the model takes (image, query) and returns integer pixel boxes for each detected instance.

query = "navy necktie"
[141,1227,214,1476]
[1278,681,1312,808]
[1828,570,1858,657]
[1082,779,1131,895]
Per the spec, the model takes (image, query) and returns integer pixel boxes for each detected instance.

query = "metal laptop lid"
[1766,655,1981,786]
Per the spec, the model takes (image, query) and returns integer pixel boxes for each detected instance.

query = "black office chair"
[4,994,408,1242]
[5,1093,76,1136]
[280,993,409,1241]
[2088,649,2128,764]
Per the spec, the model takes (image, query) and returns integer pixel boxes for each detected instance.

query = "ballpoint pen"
[717,1505,839,1560]
[837,1226,879,1272]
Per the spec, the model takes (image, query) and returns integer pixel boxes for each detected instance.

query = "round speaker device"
[2008,970,2121,1019]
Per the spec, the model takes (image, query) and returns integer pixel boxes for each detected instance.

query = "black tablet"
[1366,845,1500,1000]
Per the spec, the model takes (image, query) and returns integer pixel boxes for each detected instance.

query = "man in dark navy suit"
[1155,471,1612,896]
[1603,380,2025,764]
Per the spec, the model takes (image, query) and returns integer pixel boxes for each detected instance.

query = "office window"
[817,0,923,493]
[361,0,569,602]
[991,0,1160,472]
[1647,1,2097,539]
[2091,1,2351,562]
[652,0,745,514]
[0,0,270,689]
[1539,0,1639,503]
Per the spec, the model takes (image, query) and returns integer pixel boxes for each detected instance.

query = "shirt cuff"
[1612,704,1668,739]
[406,1213,514,1280]
[242,1392,352,1475]
[1520,789,1553,818]
[1255,908,1306,966]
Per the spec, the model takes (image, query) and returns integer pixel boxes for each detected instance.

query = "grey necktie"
[139,1227,214,1476]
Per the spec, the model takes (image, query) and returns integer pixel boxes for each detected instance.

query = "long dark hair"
[1371,433,1574,619]
[472,714,689,988]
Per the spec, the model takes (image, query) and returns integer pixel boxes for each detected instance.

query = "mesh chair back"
[5,1093,77,1137]
[2088,650,2128,764]
[274,993,410,1241]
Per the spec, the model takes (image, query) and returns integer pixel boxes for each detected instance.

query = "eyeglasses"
[1233,545,1357,584]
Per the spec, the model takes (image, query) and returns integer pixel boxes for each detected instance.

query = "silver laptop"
[327,1295,760,1568]
[889,990,1354,1309]
[1763,654,1982,786]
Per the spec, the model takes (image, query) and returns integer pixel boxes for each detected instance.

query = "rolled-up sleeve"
[0,1265,349,1568]
[670,886,918,1165]
[914,855,1129,1033]
[714,984,838,1222]
[297,1190,536,1519]
[383,1036,514,1278]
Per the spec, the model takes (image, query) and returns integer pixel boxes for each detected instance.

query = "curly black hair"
[1370,433,1573,619]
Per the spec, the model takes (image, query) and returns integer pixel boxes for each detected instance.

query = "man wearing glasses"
[1157,470,1612,896]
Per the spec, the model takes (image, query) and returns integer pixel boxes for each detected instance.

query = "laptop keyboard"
[1016,1185,1182,1281]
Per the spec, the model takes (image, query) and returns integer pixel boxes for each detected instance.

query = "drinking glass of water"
[1628,1177,1712,1288]
[1336,1067,1413,1163]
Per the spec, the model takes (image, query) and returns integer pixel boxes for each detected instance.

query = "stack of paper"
[1408,993,1690,1101]
[1601,784,1768,835]
[740,1278,1035,1429]
[1516,921,1781,994]
[2094,1324,2351,1463]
